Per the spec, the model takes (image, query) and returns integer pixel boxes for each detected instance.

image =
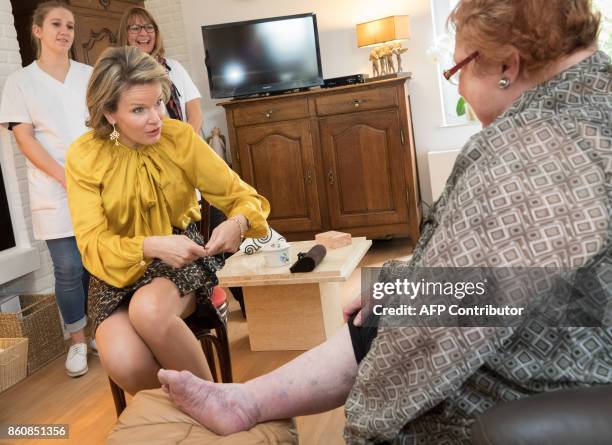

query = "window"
[593,0,611,56]
[430,0,472,127]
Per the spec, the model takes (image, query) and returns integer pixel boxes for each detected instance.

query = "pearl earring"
[109,123,120,146]
[498,77,510,89]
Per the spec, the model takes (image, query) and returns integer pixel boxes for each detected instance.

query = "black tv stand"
[230,87,315,100]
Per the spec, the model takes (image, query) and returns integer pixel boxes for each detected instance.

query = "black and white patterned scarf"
[160,58,184,121]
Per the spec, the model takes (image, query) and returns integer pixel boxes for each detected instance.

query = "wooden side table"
[218,237,372,351]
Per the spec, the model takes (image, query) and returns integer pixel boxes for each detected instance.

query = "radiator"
[427,149,460,203]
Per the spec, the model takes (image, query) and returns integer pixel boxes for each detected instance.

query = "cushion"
[107,389,297,445]
[210,286,226,309]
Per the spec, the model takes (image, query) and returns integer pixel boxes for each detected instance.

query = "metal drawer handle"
[328,169,335,184]
[352,98,369,108]
[262,109,275,119]
[306,169,313,185]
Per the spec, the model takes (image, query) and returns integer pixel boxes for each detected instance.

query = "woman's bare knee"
[128,278,196,340]
[128,280,178,334]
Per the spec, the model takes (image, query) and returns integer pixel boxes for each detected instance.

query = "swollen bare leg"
[96,307,160,395]
[128,278,213,381]
[158,324,358,435]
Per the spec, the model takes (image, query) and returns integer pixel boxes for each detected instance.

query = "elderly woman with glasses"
[153,1,611,443]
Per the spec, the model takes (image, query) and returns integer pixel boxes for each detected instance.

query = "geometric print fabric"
[344,50,612,445]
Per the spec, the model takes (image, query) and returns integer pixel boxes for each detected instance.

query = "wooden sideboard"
[219,76,421,245]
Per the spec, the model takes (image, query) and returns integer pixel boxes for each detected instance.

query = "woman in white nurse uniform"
[0,1,93,377]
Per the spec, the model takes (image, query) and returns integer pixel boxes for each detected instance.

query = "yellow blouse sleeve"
[65,132,147,288]
[164,120,270,238]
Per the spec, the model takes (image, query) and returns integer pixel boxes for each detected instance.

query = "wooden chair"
[108,286,233,417]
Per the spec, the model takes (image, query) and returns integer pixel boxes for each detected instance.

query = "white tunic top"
[0,60,93,240]
[166,58,201,120]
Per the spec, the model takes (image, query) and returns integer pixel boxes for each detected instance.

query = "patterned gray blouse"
[344,50,612,444]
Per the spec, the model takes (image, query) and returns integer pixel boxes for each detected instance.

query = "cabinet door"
[319,109,408,229]
[236,120,321,233]
[73,13,120,65]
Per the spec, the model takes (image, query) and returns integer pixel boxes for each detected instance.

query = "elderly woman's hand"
[343,295,365,325]
[204,215,247,256]
[343,287,378,326]
[143,235,207,268]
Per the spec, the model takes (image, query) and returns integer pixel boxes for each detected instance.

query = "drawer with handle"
[315,87,398,116]
[232,98,309,126]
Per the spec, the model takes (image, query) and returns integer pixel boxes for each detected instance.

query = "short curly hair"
[448,0,601,77]
[86,46,170,138]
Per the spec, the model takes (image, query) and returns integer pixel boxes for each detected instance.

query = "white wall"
[173,0,481,204]
[145,0,192,70]
[0,0,53,294]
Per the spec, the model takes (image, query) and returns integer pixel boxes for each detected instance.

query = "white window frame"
[431,0,479,127]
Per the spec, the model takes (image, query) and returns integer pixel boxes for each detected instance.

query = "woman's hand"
[343,288,375,327]
[57,170,66,189]
[204,216,246,256]
[13,123,67,188]
[143,235,206,268]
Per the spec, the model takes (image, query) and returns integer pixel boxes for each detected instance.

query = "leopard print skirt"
[88,223,224,336]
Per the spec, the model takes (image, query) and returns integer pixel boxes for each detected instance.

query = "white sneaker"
[89,339,98,357]
[65,343,88,377]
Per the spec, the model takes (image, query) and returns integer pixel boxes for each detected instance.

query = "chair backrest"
[199,200,212,242]
[471,385,612,445]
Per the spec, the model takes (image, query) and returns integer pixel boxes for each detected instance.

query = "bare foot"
[158,369,261,435]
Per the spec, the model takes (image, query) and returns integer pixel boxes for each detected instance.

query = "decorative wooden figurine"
[206,127,229,165]
[369,48,380,77]
[376,46,388,75]
[384,45,395,73]
[392,42,408,73]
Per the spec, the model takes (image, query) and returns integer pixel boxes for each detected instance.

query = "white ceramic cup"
[261,242,291,268]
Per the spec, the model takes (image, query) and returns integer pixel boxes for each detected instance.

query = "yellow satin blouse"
[65,118,270,288]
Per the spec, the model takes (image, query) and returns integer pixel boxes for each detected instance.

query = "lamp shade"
[356,15,410,48]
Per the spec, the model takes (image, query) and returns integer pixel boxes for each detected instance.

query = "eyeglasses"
[443,51,479,85]
[127,24,155,34]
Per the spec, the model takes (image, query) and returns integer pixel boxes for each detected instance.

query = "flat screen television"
[202,13,324,99]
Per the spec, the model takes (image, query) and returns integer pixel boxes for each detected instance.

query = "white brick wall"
[0,0,53,294]
[145,0,192,70]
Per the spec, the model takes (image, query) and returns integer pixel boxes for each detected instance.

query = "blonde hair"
[86,46,170,138]
[117,7,165,60]
[31,1,73,59]
[448,0,601,78]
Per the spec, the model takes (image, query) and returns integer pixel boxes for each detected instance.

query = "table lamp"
[356,15,410,78]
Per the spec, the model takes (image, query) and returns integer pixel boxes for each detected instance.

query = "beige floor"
[0,238,411,445]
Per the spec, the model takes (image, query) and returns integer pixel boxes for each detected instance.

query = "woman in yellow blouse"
[65,46,269,395]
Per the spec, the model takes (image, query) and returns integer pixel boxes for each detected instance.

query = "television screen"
[202,13,324,99]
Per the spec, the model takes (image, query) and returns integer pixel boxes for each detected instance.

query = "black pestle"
[290,244,327,273]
